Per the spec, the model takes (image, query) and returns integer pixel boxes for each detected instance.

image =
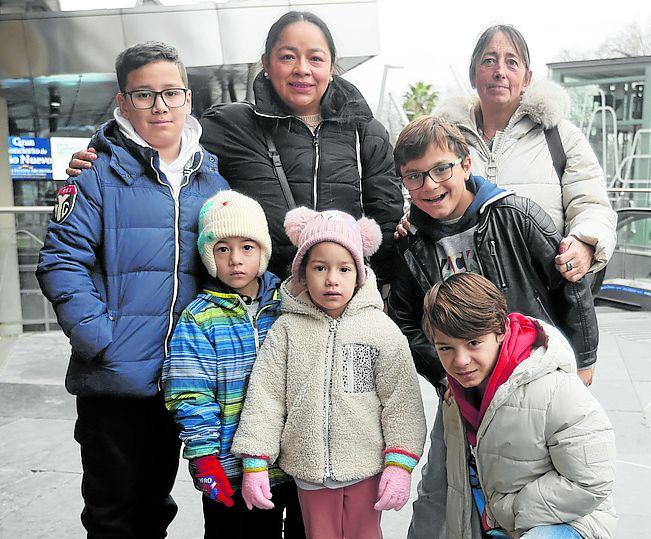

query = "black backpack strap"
[256,116,297,210]
[544,125,566,182]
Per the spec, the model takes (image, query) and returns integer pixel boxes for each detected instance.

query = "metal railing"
[0,206,58,331]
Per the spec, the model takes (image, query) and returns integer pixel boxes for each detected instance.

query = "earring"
[264,72,269,79]
[329,76,333,82]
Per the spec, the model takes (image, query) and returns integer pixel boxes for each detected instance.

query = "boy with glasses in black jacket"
[387,116,599,539]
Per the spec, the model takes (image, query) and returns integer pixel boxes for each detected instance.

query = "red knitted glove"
[189,454,235,507]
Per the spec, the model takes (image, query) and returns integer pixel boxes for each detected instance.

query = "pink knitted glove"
[374,465,412,511]
[241,471,274,510]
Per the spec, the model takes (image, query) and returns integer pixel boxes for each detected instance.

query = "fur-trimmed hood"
[434,79,570,130]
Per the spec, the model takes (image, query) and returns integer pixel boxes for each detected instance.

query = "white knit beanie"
[197,190,272,277]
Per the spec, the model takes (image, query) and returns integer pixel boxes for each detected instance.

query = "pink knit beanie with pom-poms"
[284,207,382,287]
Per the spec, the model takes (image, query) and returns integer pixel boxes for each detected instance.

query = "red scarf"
[448,313,543,446]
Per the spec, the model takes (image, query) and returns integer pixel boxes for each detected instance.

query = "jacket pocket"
[342,343,379,393]
[99,310,119,361]
[488,240,507,288]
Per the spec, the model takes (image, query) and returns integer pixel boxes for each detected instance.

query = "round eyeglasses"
[401,157,464,191]
[122,88,189,110]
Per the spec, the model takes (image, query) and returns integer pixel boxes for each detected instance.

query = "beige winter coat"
[434,80,617,271]
[232,269,427,484]
[443,321,617,539]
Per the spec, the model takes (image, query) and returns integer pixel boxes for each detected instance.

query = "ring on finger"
[566,261,573,271]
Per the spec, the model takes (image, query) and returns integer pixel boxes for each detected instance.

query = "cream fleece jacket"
[232,269,427,484]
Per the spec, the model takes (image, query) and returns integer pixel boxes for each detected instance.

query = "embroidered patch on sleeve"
[53,184,78,223]
[583,442,609,464]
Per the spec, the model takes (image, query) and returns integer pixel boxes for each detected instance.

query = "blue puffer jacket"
[37,120,229,397]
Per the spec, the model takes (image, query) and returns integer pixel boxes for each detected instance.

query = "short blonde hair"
[394,116,470,175]
[422,273,507,342]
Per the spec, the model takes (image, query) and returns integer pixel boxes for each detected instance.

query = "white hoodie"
[113,107,202,197]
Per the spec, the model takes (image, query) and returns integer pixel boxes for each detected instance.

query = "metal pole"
[376,64,403,117]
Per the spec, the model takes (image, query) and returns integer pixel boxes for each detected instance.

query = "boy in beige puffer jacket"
[232,207,427,539]
[423,272,616,539]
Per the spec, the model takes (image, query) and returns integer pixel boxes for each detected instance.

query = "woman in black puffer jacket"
[200,12,403,282]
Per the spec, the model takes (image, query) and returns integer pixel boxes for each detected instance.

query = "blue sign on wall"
[8,137,53,180]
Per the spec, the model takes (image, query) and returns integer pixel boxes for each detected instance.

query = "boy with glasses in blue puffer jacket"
[37,42,228,537]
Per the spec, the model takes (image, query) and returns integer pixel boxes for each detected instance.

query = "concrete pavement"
[0,306,649,538]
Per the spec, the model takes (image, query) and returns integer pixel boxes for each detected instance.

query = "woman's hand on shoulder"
[554,236,595,282]
[66,148,98,177]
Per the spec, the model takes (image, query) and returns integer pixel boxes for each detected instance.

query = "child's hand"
[241,471,274,510]
[189,454,235,507]
[393,213,411,239]
[374,466,411,511]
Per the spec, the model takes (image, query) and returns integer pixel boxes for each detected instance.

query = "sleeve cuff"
[242,455,269,473]
[384,448,419,472]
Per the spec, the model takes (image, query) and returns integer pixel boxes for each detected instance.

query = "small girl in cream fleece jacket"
[232,207,427,539]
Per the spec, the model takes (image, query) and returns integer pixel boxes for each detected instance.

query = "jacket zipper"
[488,240,507,288]
[323,318,338,480]
[312,125,322,210]
[469,444,489,509]
[535,295,553,323]
[253,109,324,210]
[251,303,274,352]
[151,153,203,358]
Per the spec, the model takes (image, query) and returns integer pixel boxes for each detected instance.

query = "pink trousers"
[296,474,382,539]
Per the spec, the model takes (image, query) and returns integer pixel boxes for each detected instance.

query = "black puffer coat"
[388,191,599,388]
[200,73,403,281]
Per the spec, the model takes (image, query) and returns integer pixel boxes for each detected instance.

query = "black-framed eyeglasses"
[122,88,189,110]
[401,157,464,191]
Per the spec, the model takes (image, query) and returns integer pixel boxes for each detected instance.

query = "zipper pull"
[489,240,496,256]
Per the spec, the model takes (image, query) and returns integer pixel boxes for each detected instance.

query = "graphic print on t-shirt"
[435,227,480,280]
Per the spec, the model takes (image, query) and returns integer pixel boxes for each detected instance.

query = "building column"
[0,97,23,336]
[642,66,651,133]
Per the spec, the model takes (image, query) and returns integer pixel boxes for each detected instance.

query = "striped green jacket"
[161,272,290,488]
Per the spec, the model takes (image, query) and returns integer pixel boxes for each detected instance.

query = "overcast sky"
[346,0,651,111]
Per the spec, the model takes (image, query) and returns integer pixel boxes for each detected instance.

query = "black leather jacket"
[388,194,599,388]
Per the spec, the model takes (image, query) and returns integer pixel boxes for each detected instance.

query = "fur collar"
[434,79,570,130]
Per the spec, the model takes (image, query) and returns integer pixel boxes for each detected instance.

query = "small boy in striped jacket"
[161,190,304,538]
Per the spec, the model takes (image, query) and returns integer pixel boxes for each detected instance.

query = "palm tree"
[402,82,438,120]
